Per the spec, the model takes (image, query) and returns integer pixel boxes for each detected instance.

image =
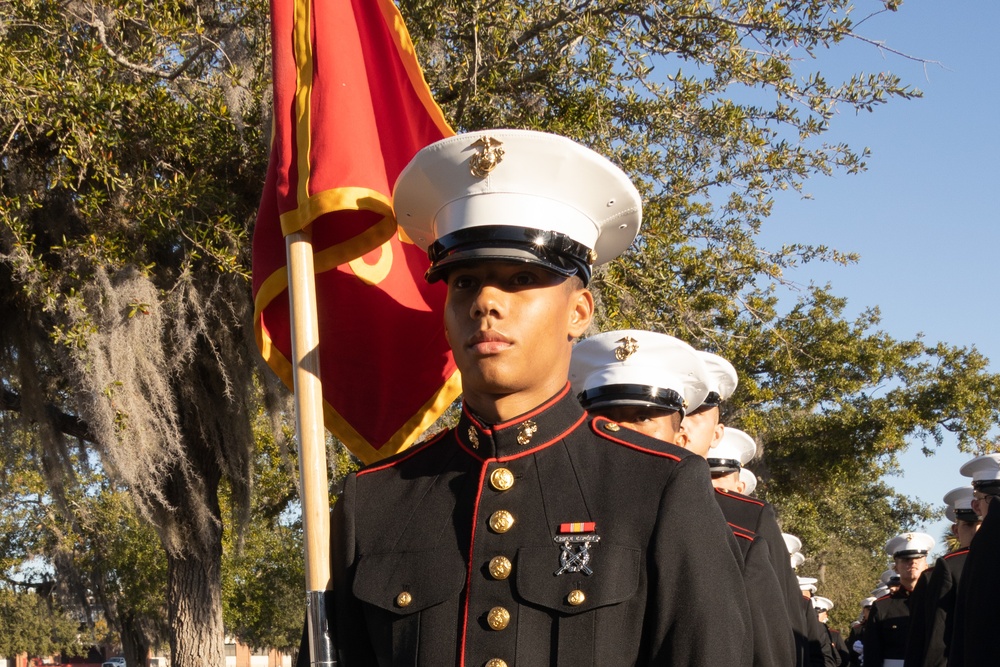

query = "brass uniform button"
[567,589,586,606]
[485,660,508,667]
[604,422,621,432]
[490,467,515,491]
[489,510,515,533]
[489,555,512,580]
[396,591,412,608]
[487,606,511,631]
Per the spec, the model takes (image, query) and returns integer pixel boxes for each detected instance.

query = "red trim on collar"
[457,410,587,462]
[943,547,970,559]
[461,402,492,435]
[496,412,586,462]
[589,417,682,461]
[492,383,572,430]
[355,429,449,477]
[461,384,573,435]
[714,487,765,507]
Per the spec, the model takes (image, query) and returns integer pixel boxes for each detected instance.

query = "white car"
[103,659,126,667]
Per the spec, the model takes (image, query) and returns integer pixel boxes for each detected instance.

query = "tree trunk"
[118,610,151,667]
[167,546,225,667]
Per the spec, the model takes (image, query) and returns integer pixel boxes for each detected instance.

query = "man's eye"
[510,272,537,286]
[451,275,476,289]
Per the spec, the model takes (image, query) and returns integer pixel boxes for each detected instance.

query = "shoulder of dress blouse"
[714,487,766,508]
[943,547,970,560]
[587,415,694,462]
[355,428,453,478]
[727,522,756,542]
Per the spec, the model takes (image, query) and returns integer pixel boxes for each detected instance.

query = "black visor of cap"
[894,550,928,559]
[577,383,686,415]
[707,458,742,474]
[425,225,593,284]
[955,508,980,522]
[700,391,722,408]
[973,479,1000,493]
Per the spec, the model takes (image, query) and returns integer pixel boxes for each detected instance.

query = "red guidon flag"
[253,0,461,464]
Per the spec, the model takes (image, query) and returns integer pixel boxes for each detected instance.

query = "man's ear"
[567,288,595,338]
[674,431,690,449]
[709,422,725,450]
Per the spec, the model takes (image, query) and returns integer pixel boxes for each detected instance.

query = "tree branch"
[69,3,215,81]
[2,387,96,443]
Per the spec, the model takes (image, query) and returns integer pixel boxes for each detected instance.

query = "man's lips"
[467,330,512,354]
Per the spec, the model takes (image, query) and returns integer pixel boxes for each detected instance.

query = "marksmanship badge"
[554,522,600,576]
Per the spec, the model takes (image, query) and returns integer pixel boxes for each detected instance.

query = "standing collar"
[457,383,586,460]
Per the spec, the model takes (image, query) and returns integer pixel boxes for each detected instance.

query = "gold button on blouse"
[485,660,508,667]
[487,606,511,631]
[489,555,512,580]
[490,467,515,491]
[604,422,621,432]
[567,589,586,606]
[396,591,412,608]
[489,510,515,533]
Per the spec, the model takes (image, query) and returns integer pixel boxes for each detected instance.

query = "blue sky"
[756,1,1000,556]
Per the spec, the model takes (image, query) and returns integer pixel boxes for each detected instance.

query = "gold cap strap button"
[485,660,508,667]
[487,606,511,631]
[396,591,412,608]
[489,510,515,533]
[567,589,586,606]
[490,467,515,491]
[489,555,512,580]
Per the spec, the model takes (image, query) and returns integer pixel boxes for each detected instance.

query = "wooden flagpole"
[285,228,336,666]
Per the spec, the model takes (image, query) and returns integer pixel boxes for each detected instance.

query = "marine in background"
[570,331,792,666]
[863,532,935,667]
[813,596,850,667]
[904,486,981,667]
[948,453,1000,667]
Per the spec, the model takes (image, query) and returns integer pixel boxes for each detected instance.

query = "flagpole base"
[306,590,337,666]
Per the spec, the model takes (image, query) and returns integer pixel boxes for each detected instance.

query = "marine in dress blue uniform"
[847,598,875,667]
[300,129,753,666]
[948,454,1000,667]
[798,577,827,667]
[690,350,809,667]
[904,486,979,667]
[569,331,794,667]
[863,532,935,667]
[813,596,850,667]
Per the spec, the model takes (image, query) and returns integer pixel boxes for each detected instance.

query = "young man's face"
[893,555,928,591]
[444,261,592,417]
[677,405,724,458]
[972,491,996,519]
[588,405,685,445]
[955,519,981,548]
